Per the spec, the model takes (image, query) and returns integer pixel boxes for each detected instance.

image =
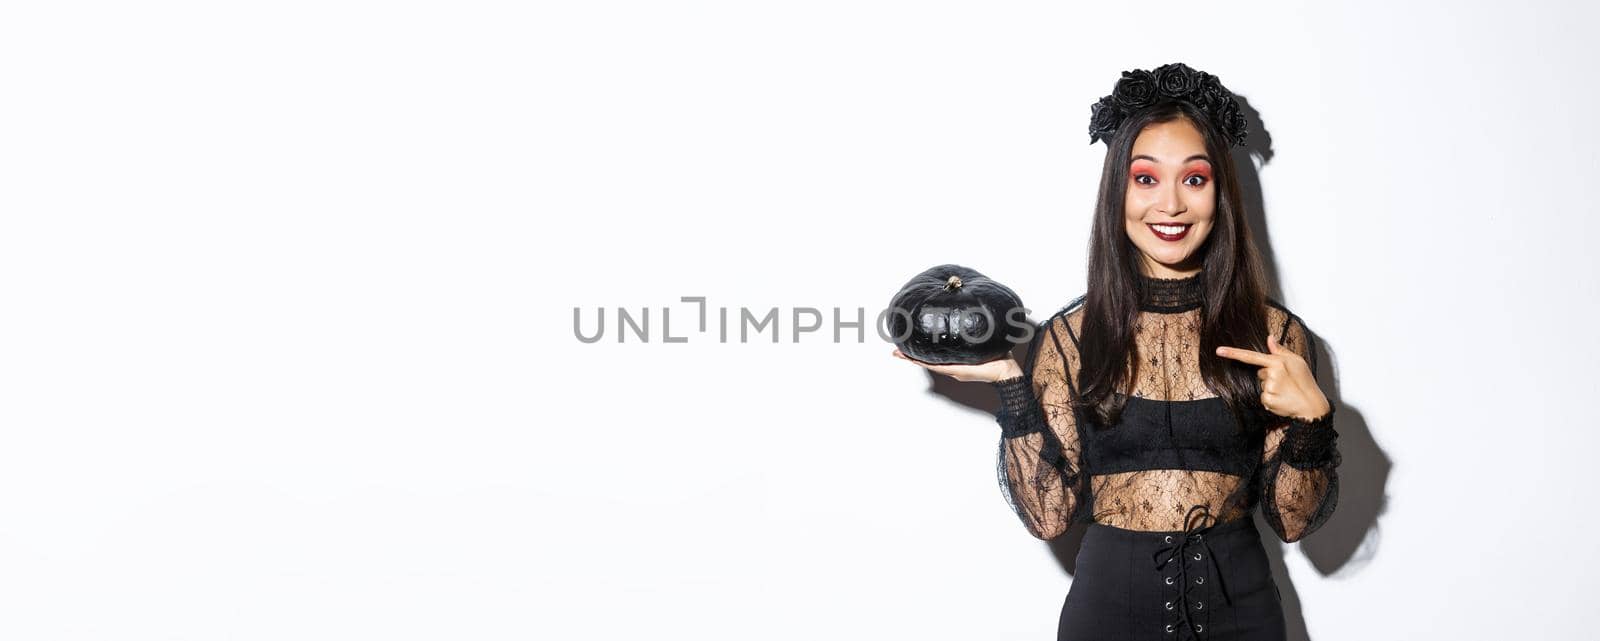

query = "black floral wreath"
[1088,62,1248,147]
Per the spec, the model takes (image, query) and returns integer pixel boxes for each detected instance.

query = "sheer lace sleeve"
[991,311,1088,540]
[1258,310,1340,543]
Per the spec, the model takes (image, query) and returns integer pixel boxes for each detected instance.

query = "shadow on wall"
[909,96,1392,641]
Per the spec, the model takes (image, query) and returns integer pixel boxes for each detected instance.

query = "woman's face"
[1123,117,1217,278]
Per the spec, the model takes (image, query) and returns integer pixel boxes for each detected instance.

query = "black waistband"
[1085,513,1257,541]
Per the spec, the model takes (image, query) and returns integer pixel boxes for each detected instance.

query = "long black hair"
[1075,99,1273,431]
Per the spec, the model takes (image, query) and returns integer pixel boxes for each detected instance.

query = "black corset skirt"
[1057,510,1286,641]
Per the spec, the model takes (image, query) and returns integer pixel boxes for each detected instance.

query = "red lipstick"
[1147,223,1191,241]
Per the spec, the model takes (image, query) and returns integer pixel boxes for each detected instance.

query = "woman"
[892,63,1339,641]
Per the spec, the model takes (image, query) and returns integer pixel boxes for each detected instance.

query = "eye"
[1184,174,1208,187]
[1133,174,1156,185]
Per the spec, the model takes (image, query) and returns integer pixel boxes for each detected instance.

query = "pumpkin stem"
[945,275,962,290]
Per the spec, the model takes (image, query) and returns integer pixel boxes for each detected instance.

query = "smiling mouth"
[1147,223,1191,241]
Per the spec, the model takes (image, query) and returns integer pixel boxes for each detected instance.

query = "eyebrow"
[1131,154,1211,164]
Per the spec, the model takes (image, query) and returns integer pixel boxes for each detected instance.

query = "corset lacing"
[1152,504,1233,638]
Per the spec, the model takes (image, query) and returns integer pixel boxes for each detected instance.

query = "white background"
[2,1,1594,639]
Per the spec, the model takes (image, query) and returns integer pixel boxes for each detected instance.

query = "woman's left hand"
[1215,333,1331,422]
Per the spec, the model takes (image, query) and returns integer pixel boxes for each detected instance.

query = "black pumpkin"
[888,264,1028,365]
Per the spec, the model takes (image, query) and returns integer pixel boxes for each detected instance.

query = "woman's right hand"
[891,348,1024,383]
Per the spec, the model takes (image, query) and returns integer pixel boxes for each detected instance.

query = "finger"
[1215,345,1276,367]
[1267,333,1282,355]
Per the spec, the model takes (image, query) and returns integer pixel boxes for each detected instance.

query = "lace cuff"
[1281,407,1340,470]
[993,375,1046,439]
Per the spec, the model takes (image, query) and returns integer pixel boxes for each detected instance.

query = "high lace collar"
[1137,270,1205,313]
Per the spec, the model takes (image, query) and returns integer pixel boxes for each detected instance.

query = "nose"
[1158,182,1186,216]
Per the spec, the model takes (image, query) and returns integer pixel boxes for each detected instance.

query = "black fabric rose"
[1088,96,1122,144]
[1194,73,1227,112]
[1214,99,1244,142]
[1154,62,1198,98]
[1227,112,1249,144]
[1111,69,1158,111]
[1214,98,1237,123]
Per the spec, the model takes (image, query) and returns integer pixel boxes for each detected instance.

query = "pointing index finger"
[1215,345,1276,367]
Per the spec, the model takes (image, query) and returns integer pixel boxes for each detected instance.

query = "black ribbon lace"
[1152,505,1232,639]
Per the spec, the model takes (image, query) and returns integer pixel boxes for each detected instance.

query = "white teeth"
[1151,224,1188,234]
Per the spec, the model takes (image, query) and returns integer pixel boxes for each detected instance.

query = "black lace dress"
[991,271,1339,641]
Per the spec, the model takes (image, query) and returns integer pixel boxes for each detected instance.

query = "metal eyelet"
[1194,601,1204,610]
[1164,576,1174,585]
[1165,601,1173,610]
[1194,624,1204,632]
[1165,624,1175,633]
[1195,576,1205,585]
[1164,535,1173,544]
[1192,552,1202,561]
